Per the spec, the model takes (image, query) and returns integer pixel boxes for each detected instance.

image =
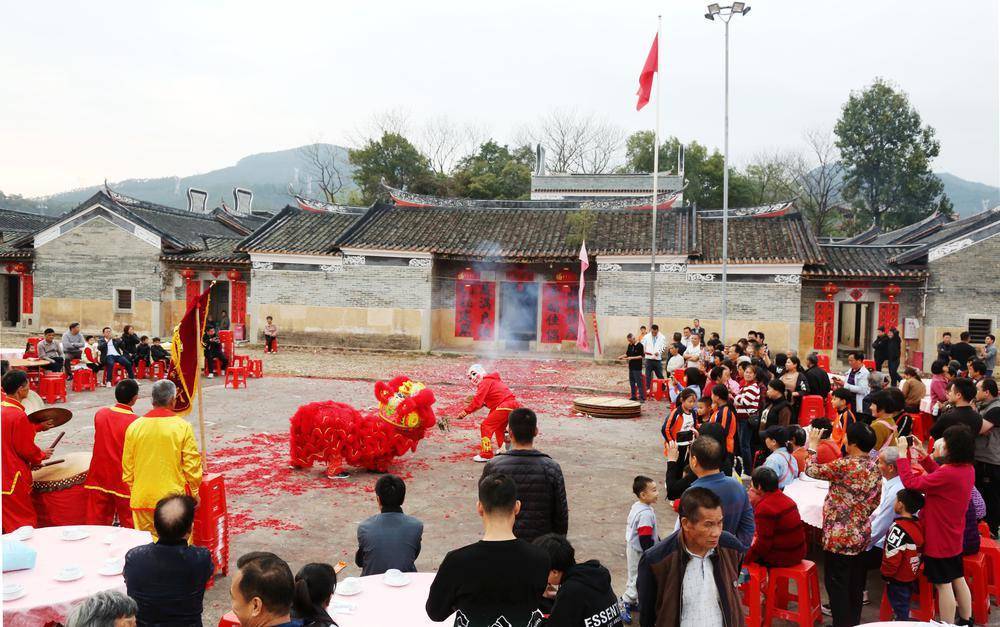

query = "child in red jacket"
[881,488,925,621]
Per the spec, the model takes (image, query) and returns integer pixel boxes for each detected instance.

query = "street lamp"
[705,3,749,343]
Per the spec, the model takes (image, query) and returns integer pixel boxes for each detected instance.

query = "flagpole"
[197,285,208,468]
[648,14,661,329]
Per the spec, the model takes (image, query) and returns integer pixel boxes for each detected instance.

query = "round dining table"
[2,525,152,627]
[782,476,829,528]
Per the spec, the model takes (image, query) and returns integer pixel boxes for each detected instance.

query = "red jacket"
[881,517,924,582]
[464,373,516,414]
[897,455,975,558]
[746,489,807,567]
[1,394,44,495]
[84,403,138,498]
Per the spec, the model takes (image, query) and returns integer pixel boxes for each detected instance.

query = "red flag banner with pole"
[636,33,658,111]
[169,284,211,416]
[576,242,590,351]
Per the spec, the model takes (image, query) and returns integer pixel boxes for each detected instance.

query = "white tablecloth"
[331,572,453,626]
[783,477,829,528]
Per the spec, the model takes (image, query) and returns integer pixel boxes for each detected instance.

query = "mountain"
[936,172,1000,217]
[26,144,357,216]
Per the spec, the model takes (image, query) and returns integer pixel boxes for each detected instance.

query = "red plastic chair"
[204,358,223,377]
[247,359,263,379]
[135,360,147,379]
[39,373,67,404]
[980,535,1000,607]
[799,395,825,426]
[224,366,247,389]
[72,368,97,392]
[109,363,129,385]
[878,572,936,621]
[650,378,668,401]
[816,354,830,373]
[740,562,767,627]
[964,552,991,624]
[150,360,169,380]
[763,560,822,627]
[673,369,686,386]
[231,354,250,369]
[863,359,876,371]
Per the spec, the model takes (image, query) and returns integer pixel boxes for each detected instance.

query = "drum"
[31,451,92,527]
[21,389,43,415]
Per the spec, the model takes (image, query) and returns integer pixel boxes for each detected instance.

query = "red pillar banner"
[877,302,899,331]
[21,274,33,314]
[455,280,495,340]
[814,301,834,350]
[186,280,201,308]
[540,283,578,343]
[231,281,247,326]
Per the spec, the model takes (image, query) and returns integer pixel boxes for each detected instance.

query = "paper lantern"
[180,268,196,281]
[226,269,242,282]
[883,283,901,302]
[12,262,27,275]
[822,282,839,301]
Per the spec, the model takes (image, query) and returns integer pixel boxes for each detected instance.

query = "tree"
[450,141,533,199]
[348,133,435,203]
[834,78,948,230]
[418,116,488,175]
[791,129,846,237]
[621,130,676,174]
[523,110,625,173]
[743,150,798,206]
[565,207,596,249]
[297,143,344,203]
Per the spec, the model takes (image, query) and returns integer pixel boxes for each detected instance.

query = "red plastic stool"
[22,368,41,391]
[109,363,128,385]
[150,360,168,380]
[965,552,992,624]
[981,536,1000,606]
[204,358,223,377]
[740,562,767,627]
[878,573,936,621]
[231,354,249,369]
[39,373,67,404]
[799,395,825,426]
[763,560,822,627]
[247,359,263,378]
[225,366,247,389]
[72,368,97,392]
[135,360,147,379]
[650,378,668,401]
[217,612,239,627]
[267,338,278,353]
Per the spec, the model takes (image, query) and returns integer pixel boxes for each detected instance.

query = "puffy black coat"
[481,449,568,541]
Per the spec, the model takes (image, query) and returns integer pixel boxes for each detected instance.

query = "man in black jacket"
[804,352,831,400]
[481,408,569,541]
[872,326,889,373]
[533,533,622,627]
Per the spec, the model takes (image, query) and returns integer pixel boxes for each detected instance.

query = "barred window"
[969,318,992,343]
[114,288,134,312]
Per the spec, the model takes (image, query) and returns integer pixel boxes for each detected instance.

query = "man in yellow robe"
[122,379,203,535]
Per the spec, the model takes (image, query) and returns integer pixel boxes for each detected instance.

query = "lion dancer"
[1,370,54,533]
[456,364,520,463]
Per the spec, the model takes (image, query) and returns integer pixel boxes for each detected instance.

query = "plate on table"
[60,527,90,541]
[3,584,26,601]
[98,559,124,576]
[55,566,84,582]
[336,577,362,596]
[10,525,33,541]
[383,569,411,587]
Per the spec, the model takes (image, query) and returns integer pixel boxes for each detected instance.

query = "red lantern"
[883,283,901,302]
[12,262,27,275]
[822,282,839,301]
[457,267,479,281]
[226,269,242,282]
[555,269,576,283]
[180,268,196,282]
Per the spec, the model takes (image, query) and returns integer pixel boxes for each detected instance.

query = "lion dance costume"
[464,364,520,462]
[289,376,436,477]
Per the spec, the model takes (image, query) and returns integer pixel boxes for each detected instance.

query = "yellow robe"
[122,407,203,516]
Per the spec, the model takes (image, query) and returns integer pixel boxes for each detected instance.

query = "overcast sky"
[2,0,997,197]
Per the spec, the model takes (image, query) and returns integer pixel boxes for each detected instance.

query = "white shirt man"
[666,347,686,373]
[642,331,666,362]
[683,337,704,367]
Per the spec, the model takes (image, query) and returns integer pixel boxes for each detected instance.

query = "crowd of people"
[3,316,999,627]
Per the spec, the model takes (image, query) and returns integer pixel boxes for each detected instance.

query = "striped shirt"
[734,382,761,420]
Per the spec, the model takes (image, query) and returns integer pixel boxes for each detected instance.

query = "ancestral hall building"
[1,181,997,370]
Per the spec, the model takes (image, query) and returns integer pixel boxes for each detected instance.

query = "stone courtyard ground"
[42,346,888,625]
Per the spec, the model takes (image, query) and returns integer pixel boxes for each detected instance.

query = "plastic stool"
[799,395,825,426]
[109,363,128,385]
[225,366,247,389]
[204,358,223,377]
[878,573,936,621]
[39,373,67,404]
[72,369,97,392]
[981,536,1000,606]
[150,360,168,380]
[23,368,41,391]
[965,552,992,624]
[247,359,263,378]
[217,612,239,627]
[763,559,822,627]
[650,378,668,401]
[740,562,766,627]
[231,354,249,369]
[135,360,147,379]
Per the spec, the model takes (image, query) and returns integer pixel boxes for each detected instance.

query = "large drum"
[31,451,91,527]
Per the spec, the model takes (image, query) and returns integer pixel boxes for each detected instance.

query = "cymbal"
[27,407,72,428]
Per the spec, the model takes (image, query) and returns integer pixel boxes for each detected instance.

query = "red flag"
[168,285,211,416]
[636,33,658,111]
[576,242,590,351]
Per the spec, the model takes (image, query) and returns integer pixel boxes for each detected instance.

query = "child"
[622,476,659,624]
[695,395,713,429]
[150,338,170,362]
[789,426,808,476]
[135,335,151,367]
[830,388,857,450]
[81,335,102,375]
[662,389,697,467]
[881,488,925,621]
[264,316,278,353]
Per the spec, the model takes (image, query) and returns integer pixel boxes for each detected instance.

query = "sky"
[2,0,998,197]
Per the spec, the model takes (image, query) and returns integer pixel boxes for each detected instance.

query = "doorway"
[202,280,230,330]
[499,281,539,350]
[3,275,19,326]
[837,301,872,360]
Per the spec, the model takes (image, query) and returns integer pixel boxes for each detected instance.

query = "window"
[969,318,993,344]
[114,288,134,312]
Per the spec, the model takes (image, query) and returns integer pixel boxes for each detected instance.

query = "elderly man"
[61,322,86,378]
[37,328,65,375]
[66,591,138,627]
[231,552,298,627]
[122,380,203,535]
[123,495,214,626]
[861,445,906,600]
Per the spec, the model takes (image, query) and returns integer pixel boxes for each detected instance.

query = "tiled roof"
[804,245,928,278]
[238,206,366,255]
[891,206,1000,263]
[694,210,824,264]
[385,184,681,210]
[337,202,692,260]
[0,240,32,259]
[842,211,955,246]
[0,209,56,236]
[161,237,248,265]
[530,172,684,192]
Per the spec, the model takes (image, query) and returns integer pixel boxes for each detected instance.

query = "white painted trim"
[928,228,1000,262]
[685,263,804,275]
[34,203,160,249]
[594,254,687,264]
[249,252,340,266]
[340,247,432,259]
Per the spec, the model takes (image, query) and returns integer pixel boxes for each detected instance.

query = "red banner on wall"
[455,280,495,340]
[231,281,247,326]
[186,280,201,308]
[21,274,33,314]
[814,301,834,350]
[877,302,900,331]
[540,283,578,343]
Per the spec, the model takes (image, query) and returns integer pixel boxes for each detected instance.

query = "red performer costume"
[84,401,138,527]
[2,374,52,533]
[458,364,520,462]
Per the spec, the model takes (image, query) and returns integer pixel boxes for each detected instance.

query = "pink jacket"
[897,455,974,558]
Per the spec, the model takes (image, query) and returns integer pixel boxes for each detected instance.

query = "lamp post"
[705,2,749,343]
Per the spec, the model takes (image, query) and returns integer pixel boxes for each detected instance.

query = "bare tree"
[525,109,625,174]
[347,108,413,148]
[744,149,799,205]
[794,128,845,236]
[297,142,344,203]
[418,116,491,174]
